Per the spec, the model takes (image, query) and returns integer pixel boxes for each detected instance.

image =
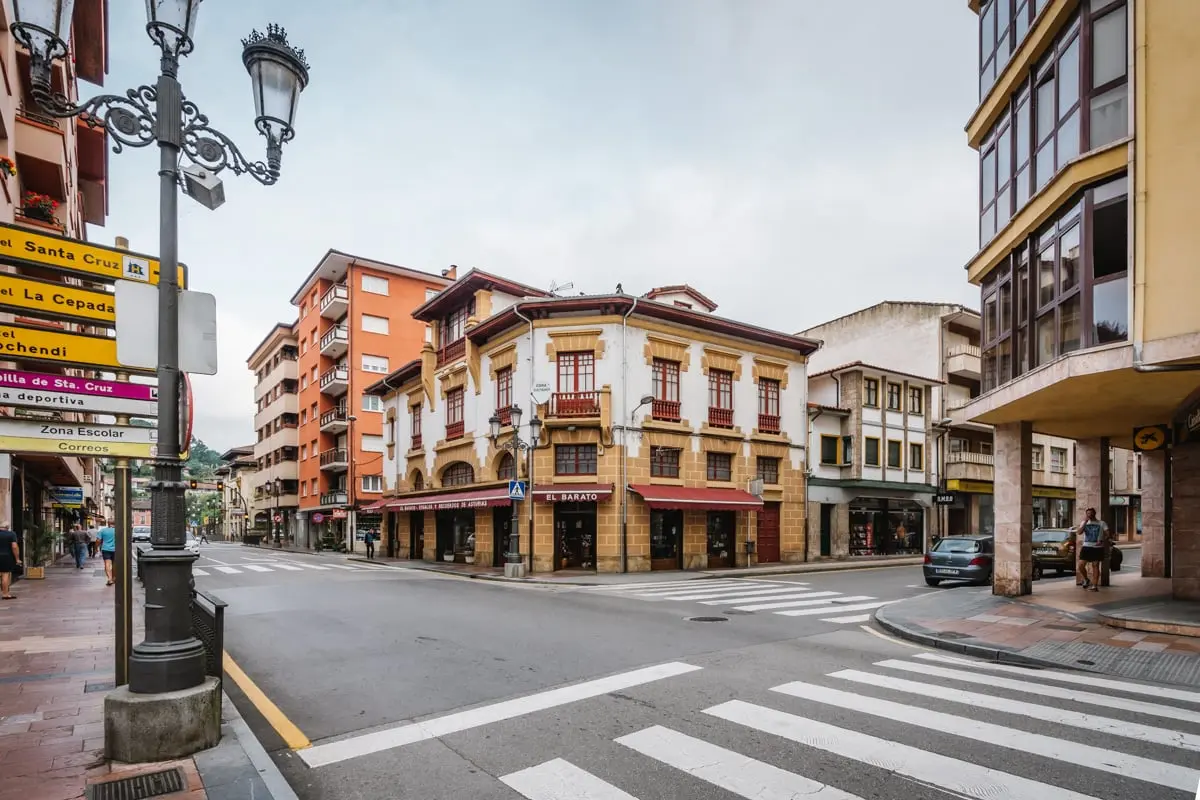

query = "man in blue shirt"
[97,525,116,586]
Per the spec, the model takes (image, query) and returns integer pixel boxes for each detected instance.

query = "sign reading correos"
[0,222,187,288]
[0,417,157,458]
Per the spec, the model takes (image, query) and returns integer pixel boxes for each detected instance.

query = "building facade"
[288,251,450,549]
[216,445,256,541]
[366,273,817,573]
[247,323,299,540]
[963,0,1198,598]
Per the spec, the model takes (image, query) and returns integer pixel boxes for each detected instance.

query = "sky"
[94,0,981,453]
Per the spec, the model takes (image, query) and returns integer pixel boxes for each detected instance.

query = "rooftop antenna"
[548,280,574,297]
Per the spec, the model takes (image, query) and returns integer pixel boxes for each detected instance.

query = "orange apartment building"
[289,251,451,549]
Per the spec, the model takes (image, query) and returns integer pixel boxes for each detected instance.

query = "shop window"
[820,435,840,465]
[887,440,902,469]
[1031,444,1044,470]
[886,383,902,411]
[706,452,732,482]
[497,452,516,480]
[443,462,474,487]
[863,378,879,408]
[650,447,680,478]
[909,443,924,471]
[555,444,597,475]
[864,437,880,467]
[1050,446,1068,473]
[756,457,780,485]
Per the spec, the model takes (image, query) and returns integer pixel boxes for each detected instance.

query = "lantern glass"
[509,404,523,431]
[11,0,76,72]
[243,26,309,145]
[488,415,501,441]
[145,0,203,58]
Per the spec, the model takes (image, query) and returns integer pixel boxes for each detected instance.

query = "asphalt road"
[198,543,1191,800]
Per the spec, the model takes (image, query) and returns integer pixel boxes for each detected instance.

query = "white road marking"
[243,565,273,573]
[706,700,1098,800]
[214,566,241,574]
[271,564,304,571]
[777,600,897,617]
[296,563,331,571]
[773,680,1197,792]
[821,613,873,624]
[298,661,702,768]
[914,653,1200,706]
[704,590,845,607]
[586,580,717,592]
[324,564,361,570]
[630,581,775,597]
[192,568,209,576]
[501,758,636,799]
[857,624,928,648]
[616,725,866,800]
[831,668,1200,752]
[735,593,865,612]
[644,584,808,602]
[878,659,1200,725]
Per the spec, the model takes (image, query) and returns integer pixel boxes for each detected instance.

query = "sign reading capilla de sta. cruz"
[0,222,187,288]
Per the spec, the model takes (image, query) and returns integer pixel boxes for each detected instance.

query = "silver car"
[131,525,152,543]
[923,535,994,586]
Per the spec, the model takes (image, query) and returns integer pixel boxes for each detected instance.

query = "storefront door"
[553,502,596,570]
[409,511,424,560]
[386,513,397,558]
[819,504,833,556]
[493,507,512,568]
[706,511,734,569]
[650,509,683,570]
[757,502,780,563]
[435,510,455,561]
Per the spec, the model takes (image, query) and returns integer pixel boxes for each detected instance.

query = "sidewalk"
[0,556,291,800]
[875,570,1200,688]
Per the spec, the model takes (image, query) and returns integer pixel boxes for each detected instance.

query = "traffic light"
[216,480,225,492]
[189,479,198,490]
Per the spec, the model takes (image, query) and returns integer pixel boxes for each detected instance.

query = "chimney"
[441,264,457,280]
[114,236,129,249]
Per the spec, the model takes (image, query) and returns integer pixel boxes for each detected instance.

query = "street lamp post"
[11,0,310,753]
[347,414,357,553]
[273,477,282,547]
[489,405,542,578]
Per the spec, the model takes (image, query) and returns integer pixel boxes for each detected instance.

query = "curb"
[214,690,299,800]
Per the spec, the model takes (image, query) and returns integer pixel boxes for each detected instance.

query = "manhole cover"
[686,616,729,623]
[88,768,184,800]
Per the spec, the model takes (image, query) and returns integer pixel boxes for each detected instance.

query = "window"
[820,435,840,465]
[425,288,440,301]
[706,452,732,482]
[650,447,681,478]
[908,387,923,415]
[863,378,879,407]
[361,274,388,295]
[362,395,382,412]
[386,417,396,447]
[360,314,389,335]
[1031,444,1044,470]
[842,436,854,466]
[757,457,780,485]
[361,475,383,493]
[497,452,516,480]
[300,409,307,425]
[909,443,924,471]
[300,375,307,390]
[557,351,595,393]
[412,472,424,490]
[864,437,881,467]
[651,359,680,420]
[1050,446,1068,473]
[443,462,474,486]
[950,437,967,454]
[362,434,384,453]
[674,301,692,309]
[300,444,307,460]
[1090,5,1129,148]
[887,440,902,469]
[410,404,422,448]
[555,444,597,475]
[758,378,780,433]
[495,367,513,417]
[439,300,476,348]
[708,369,733,427]
[362,354,389,374]
[301,483,307,497]
[886,383,902,411]
[446,388,464,437]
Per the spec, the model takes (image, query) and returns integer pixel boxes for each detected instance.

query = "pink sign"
[0,369,157,402]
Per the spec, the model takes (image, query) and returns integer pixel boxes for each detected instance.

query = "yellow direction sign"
[0,222,187,288]
[0,435,156,458]
[0,322,150,373]
[0,273,115,324]
[0,417,157,458]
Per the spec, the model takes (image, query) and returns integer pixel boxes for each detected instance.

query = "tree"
[185,491,223,531]
[185,439,222,479]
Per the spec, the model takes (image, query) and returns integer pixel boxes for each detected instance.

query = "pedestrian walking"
[69,524,89,569]
[87,528,98,559]
[96,524,116,586]
[1077,507,1110,592]
[0,527,20,600]
[364,529,376,560]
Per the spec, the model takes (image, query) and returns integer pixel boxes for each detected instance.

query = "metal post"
[347,416,356,553]
[128,62,206,694]
[113,456,132,686]
[508,441,520,565]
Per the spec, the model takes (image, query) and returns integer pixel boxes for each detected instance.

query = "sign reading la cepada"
[0,222,187,288]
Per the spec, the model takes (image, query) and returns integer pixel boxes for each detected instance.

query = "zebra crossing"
[192,560,394,577]
[584,578,900,624]
[494,652,1200,799]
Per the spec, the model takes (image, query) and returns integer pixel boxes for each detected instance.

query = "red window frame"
[446,389,464,427]
[651,359,680,402]
[708,369,733,410]
[650,447,681,478]
[758,378,780,417]
[706,452,732,482]
[497,452,516,480]
[555,444,598,475]
[443,462,474,486]
[557,352,595,392]
[496,367,513,411]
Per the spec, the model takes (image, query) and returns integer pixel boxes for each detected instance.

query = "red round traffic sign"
[273,514,282,523]
[311,512,325,524]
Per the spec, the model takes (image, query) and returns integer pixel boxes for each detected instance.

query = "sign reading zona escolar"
[0,322,151,373]
[0,222,187,288]
[0,417,158,458]
[0,273,115,324]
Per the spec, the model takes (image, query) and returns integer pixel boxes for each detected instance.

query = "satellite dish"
[531,381,552,405]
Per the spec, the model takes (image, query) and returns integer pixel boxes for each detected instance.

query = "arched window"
[442,462,474,487]
[497,453,515,480]
[411,472,424,491]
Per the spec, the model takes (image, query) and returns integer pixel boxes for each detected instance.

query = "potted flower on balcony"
[22,191,58,223]
[0,157,15,179]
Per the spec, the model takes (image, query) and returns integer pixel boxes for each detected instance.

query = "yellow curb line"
[223,650,311,750]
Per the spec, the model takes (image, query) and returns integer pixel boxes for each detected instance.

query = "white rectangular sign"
[114,280,219,375]
[0,386,158,418]
[0,417,157,443]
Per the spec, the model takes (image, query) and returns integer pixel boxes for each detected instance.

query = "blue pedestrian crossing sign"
[508,480,527,500]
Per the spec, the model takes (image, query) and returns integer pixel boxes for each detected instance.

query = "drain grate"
[686,616,729,623]
[88,768,184,800]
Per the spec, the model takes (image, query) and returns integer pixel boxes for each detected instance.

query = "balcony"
[495,406,512,426]
[320,283,349,319]
[255,355,299,401]
[15,105,67,203]
[708,406,734,429]
[320,325,349,358]
[757,413,781,435]
[253,392,298,432]
[319,406,348,433]
[945,451,994,483]
[319,491,348,506]
[319,448,349,471]
[445,420,465,440]
[651,399,680,422]
[549,391,600,418]
[946,344,982,380]
[411,433,423,451]
[437,339,466,368]
[320,365,350,396]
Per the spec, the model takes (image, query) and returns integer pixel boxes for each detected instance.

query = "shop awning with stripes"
[533,483,614,503]
[387,487,512,512]
[628,485,763,511]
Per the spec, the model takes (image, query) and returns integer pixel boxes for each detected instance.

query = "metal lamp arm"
[181,99,280,186]
[31,84,159,154]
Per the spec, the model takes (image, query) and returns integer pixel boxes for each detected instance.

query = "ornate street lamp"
[489,405,541,577]
[10,0,311,703]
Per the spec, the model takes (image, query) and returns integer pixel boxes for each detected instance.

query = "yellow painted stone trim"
[643,333,692,371]
[703,438,741,455]
[420,345,437,411]
[523,315,804,362]
[474,289,493,321]
[642,418,694,435]
[432,443,481,485]
[748,440,789,459]
[466,338,482,395]
[644,429,692,449]
[438,364,468,397]
[488,342,518,379]
[545,328,606,361]
[701,347,744,380]
[752,356,789,390]
[406,387,425,406]
[699,423,745,441]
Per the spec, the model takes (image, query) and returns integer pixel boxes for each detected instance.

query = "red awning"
[387,487,512,512]
[533,483,614,503]
[628,485,763,511]
[360,499,389,512]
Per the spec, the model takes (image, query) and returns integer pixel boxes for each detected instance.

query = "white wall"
[800,303,953,386]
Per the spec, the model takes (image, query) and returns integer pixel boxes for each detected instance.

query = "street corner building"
[965,0,1200,599]
[364,276,819,574]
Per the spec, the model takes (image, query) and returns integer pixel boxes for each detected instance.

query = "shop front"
[532,484,614,572]
[386,486,512,565]
[944,479,1075,534]
[628,485,763,570]
[848,498,925,556]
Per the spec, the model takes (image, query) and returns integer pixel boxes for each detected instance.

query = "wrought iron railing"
[190,589,227,686]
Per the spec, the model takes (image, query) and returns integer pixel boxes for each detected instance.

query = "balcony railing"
[946,451,993,465]
[947,344,982,358]
[437,338,466,368]
[320,491,348,506]
[550,391,600,418]
[757,413,781,434]
[651,399,680,422]
[495,406,512,426]
[320,325,348,353]
[319,366,349,391]
[445,420,465,440]
[319,283,349,316]
[319,406,347,430]
[319,449,349,469]
[411,433,423,451]
[708,406,734,428]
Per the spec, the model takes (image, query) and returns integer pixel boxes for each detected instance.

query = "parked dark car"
[923,535,994,586]
[1032,527,1123,579]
